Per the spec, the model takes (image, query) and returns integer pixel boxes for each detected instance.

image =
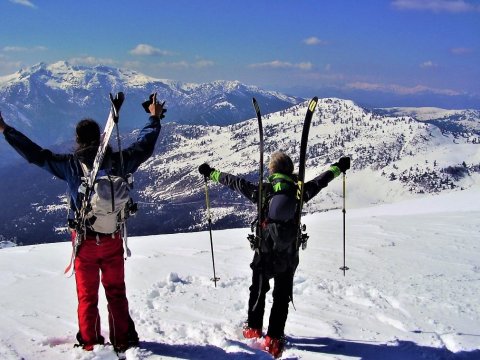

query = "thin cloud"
[130,44,174,57]
[9,0,36,8]
[450,47,473,55]
[303,37,328,46]
[0,60,22,75]
[392,0,480,13]
[420,60,438,68]
[68,56,117,66]
[154,60,215,69]
[2,46,47,52]
[194,60,214,68]
[249,60,313,70]
[347,81,461,96]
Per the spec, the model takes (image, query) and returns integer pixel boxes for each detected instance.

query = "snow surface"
[0,190,479,360]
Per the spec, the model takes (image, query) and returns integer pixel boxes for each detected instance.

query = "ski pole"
[340,171,349,276]
[203,177,220,287]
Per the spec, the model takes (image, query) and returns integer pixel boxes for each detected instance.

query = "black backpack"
[258,173,300,275]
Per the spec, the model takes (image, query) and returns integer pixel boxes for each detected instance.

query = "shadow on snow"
[141,340,270,359]
[288,336,480,360]
[141,336,480,360]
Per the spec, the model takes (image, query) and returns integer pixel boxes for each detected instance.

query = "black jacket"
[212,170,335,205]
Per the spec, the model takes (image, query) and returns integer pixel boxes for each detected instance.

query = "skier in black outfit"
[199,152,350,358]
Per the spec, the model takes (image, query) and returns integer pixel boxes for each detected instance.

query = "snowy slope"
[134,97,480,230]
[0,190,479,360]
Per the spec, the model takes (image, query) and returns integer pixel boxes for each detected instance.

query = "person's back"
[258,172,300,277]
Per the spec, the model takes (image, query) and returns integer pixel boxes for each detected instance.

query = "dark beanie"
[76,118,100,146]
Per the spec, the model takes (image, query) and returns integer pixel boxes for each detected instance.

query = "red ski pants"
[73,231,133,348]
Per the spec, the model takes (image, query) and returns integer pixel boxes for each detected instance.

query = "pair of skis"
[64,92,125,277]
[251,97,318,253]
[203,98,313,287]
[252,97,349,275]
[204,96,349,284]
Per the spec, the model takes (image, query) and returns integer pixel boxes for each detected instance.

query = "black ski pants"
[247,266,294,338]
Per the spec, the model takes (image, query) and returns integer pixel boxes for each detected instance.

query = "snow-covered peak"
[0,62,303,152]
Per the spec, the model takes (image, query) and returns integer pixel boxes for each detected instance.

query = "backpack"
[257,173,300,275]
[79,162,131,234]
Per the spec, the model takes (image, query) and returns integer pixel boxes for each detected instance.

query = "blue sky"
[0,0,479,108]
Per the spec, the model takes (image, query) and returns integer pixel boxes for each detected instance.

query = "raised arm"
[303,157,351,202]
[199,163,258,203]
[0,111,72,180]
[117,98,165,174]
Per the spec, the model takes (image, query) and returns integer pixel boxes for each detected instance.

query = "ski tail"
[110,92,125,123]
[252,97,264,249]
[296,97,318,249]
[63,248,75,277]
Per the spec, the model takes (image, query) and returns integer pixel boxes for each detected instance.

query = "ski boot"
[263,335,286,358]
[74,332,105,351]
[242,322,262,339]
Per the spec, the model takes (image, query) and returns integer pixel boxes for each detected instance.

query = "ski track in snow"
[0,191,480,359]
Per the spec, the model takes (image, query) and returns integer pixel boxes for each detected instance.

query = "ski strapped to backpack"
[248,97,318,253]
[64,92,129,277]
[247,98,264,252]
[294,97,318,250]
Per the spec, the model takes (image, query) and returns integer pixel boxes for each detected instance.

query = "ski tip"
[308,97,318,112]
[252,98,261,116]
[109,92,125,118]
[64,265,75,278]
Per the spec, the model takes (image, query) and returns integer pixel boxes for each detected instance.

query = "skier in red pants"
[0,95,165,353]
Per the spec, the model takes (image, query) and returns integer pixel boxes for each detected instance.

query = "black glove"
[142,93,167,119]
[198,163,214,178]
[333,157,351,173]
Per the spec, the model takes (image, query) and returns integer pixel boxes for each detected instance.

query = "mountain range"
[0,61,300,145]
[0,63,479,246]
